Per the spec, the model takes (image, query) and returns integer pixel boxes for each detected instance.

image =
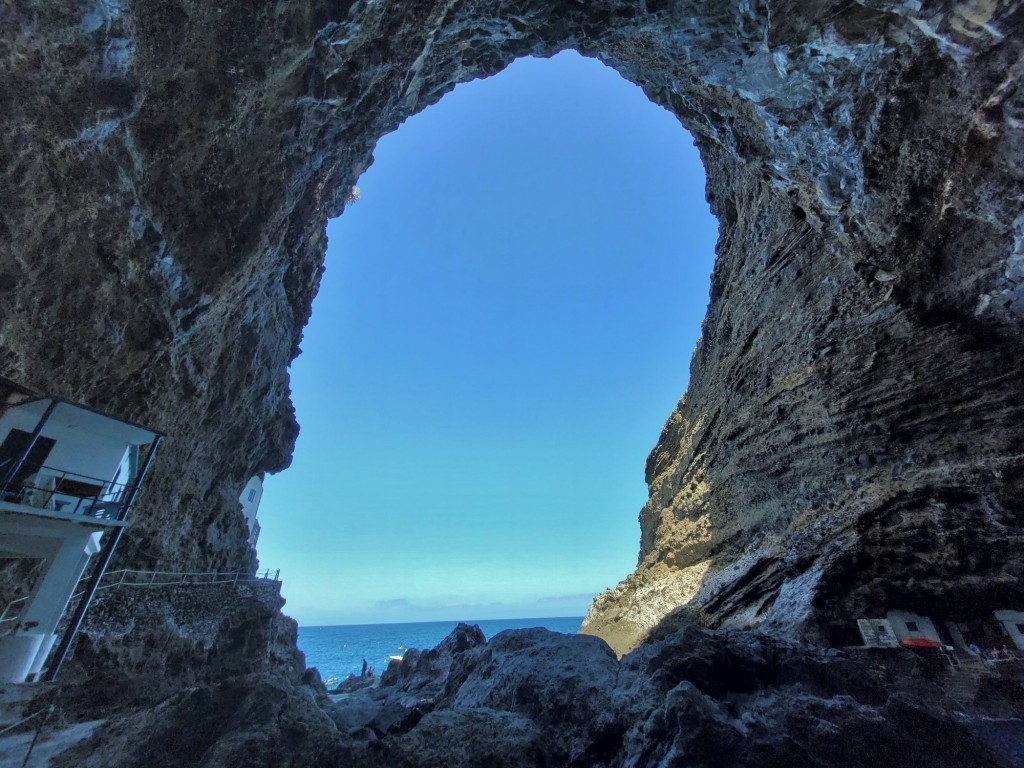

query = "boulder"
[46,622,1019,768]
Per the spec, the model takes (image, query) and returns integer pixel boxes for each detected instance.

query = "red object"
[900,637,941,649]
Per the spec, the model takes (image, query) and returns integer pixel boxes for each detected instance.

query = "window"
[905,621,919,632]
[0,429,56,483]
[247,488,256,502]
[1016,623,1024,635]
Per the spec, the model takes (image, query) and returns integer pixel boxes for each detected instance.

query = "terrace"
[0,391,161,683]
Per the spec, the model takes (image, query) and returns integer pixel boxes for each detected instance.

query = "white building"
[0,385,161,682]
[994,610,1024,651]
[886,610,943,645]
[239,475,263,548]
[857,618,899,648]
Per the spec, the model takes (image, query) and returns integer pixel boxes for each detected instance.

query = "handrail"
[98,567,281,584]
[0,460,131,521]
[4,569,281,635]
[67,567,282,603]
[0,595,29,633]
[8,462,120,490]
[0,703,54,737]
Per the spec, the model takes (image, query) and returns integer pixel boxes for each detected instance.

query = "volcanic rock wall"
[1,0,1022,653]
[55,579,307,716]
[49,620,1024,767]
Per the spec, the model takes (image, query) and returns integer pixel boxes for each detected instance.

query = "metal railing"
[0,460,130,521]
[93,567,281,589]
[940,647,1024,668]
[1,568,281,636]
[0,595,29,636]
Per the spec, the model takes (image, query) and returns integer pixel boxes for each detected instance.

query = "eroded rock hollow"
[2,0,1023,762]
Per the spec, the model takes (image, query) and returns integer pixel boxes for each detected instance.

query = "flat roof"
[10,397,163,444]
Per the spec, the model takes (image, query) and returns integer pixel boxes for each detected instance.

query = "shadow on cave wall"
[250,1,1023,647]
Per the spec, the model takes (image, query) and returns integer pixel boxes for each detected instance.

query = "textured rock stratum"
[53,580,307,714]
[3,0,1022,650]
[2,0,1024,762]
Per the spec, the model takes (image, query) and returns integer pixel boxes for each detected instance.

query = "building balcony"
[0,461,132,526]
[0,387,162,683]
[0,395,162,530]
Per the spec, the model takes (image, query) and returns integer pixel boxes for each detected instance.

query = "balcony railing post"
[113,435,161,523]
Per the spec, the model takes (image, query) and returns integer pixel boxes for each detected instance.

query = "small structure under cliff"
[0,380,161,683]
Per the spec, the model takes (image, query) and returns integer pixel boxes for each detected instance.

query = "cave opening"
[4,0,1024,759]
[255,51,717,658]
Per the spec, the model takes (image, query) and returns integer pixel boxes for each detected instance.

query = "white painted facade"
[994,610,1024,651]
[886,610,943,644]
[0,517,103,682]
[0,400,144,495]
[239,475,263,548]
[0,396,159,682]
[857,618,899,647]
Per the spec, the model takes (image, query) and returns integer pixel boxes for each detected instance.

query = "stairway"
[943,656,986,713]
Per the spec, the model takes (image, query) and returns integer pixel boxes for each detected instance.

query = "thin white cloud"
[536,593,595,603]
[376,598,411,609]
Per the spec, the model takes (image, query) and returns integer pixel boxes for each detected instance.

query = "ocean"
[298,616,585,685]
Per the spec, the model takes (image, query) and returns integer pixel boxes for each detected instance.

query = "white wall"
[0,408,126,486]
[857,618,898,647]
[886,610,942,644]
[239,475,263,532]
[107,448,134,498]
[994,610,1024,651]
[0,515,104,683]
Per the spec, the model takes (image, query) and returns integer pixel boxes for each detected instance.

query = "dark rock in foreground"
[41,580,308,722]
[53,623,1024,767]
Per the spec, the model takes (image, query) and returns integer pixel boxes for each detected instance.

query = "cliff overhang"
[1,0,1023,756]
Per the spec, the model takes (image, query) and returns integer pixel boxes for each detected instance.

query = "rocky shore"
[45,579,307,721]
[44,620,1024,767]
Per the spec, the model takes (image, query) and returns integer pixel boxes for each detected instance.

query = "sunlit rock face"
[1,0,1021,653]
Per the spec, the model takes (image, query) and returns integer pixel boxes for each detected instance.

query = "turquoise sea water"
[298,616,585,684]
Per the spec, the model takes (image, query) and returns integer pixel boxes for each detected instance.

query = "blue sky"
[256,51,718,626]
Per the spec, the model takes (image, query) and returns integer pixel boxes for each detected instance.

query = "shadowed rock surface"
[2,0,1022,652]
[52,624,1024,767]
[29,580,309,723]
[2,0,1023,762]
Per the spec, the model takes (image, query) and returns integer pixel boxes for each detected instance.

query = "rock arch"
[1,0,1022,653]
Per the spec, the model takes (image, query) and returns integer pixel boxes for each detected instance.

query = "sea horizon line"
[300,615,587,630]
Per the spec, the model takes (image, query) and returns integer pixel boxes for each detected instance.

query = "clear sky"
[256,51,718,627]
